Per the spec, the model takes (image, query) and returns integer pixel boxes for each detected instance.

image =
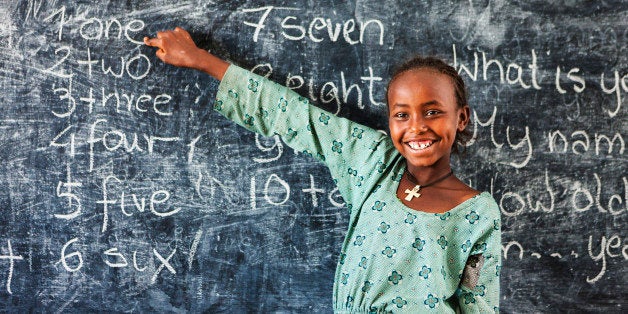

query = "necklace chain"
[405,169,454,188]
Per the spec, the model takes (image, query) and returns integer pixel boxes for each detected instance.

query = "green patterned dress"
[214,65,501,313]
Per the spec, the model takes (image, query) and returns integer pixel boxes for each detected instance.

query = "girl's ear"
[457,106,470,131]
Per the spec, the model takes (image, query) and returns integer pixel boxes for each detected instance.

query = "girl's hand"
[144,27,205,69]
[144,27,229,80]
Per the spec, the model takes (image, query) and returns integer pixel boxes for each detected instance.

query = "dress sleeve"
[213,65,393,206]
[455,205,502,313]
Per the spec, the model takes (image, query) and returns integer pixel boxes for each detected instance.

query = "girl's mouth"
[406,140,434,151]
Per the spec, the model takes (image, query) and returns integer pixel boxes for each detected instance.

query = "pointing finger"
[143,36,162,48]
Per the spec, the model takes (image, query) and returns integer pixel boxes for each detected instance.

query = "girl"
[145,27,501,313]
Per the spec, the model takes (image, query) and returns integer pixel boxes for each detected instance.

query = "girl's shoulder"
[464,191,500,218]
[448,179,499,213]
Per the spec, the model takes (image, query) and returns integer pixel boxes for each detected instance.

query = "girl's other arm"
[456,212,501,313]
[144,27,229,80]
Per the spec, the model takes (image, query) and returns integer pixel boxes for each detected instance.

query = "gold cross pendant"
[404,185,422,201]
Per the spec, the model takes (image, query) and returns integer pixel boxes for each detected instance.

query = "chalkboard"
[0,0,625,312]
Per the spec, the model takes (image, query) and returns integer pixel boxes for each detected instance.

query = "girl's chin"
[403,153,451,169]
[405,158,432,167]
[402,145,436,161]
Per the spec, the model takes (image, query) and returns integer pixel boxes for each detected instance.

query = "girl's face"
[387,69,469,170]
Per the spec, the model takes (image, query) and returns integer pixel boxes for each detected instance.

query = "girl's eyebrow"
[421,100,442,107]
[392,100,442,108]
[391,103,410,108]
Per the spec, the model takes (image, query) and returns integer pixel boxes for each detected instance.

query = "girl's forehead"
[392,68,447,83]
[388,69,454,93]
[386,69,458,108]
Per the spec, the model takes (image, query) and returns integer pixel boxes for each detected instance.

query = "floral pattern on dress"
[412,237,426,251]
[332,140,343,153]
[362,281,372,293]
[243,114,255,126]
[388,270,403,285]
[352,127,364,139]
[319,113,330,125]
[276,97,288,112]
[376,161,387,173]
[372,201,386,211]
[285,128,297,140]
[392,296,407,309]
[461,239,472,252]
[465,210,480,224]
[437,236,448,249]
[247,79,259,92]
[382,246,396,258]
[341,273,349,285]
[405,213,417,224]
[213,100,223,111]
[472,242,487,253]
[424,294,440,309]
[358,257,368,269]
[436,212,451,220]
[345,296,354,308]
[354,235,366,246]
[461,291,476,304]
[377,222,390,234]
[419,265,432,279]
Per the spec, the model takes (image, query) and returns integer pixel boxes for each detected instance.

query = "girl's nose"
[409,116,428,133]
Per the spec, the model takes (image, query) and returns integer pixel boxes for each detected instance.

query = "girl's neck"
[406,159,452,185]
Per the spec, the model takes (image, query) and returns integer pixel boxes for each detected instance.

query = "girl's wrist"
[196,50,229,81]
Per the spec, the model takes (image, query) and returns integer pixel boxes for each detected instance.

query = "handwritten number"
[44,46,73,78]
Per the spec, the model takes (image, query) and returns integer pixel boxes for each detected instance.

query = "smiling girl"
[145,27,501,313]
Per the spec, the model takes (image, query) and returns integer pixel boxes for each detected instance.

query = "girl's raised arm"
[144,27,229,80]
[146,27,389,213]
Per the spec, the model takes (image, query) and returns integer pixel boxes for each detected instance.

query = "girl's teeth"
[409,142,431,150]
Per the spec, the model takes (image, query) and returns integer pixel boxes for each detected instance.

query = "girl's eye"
[425,110,440,116]
[394,112,408,119]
